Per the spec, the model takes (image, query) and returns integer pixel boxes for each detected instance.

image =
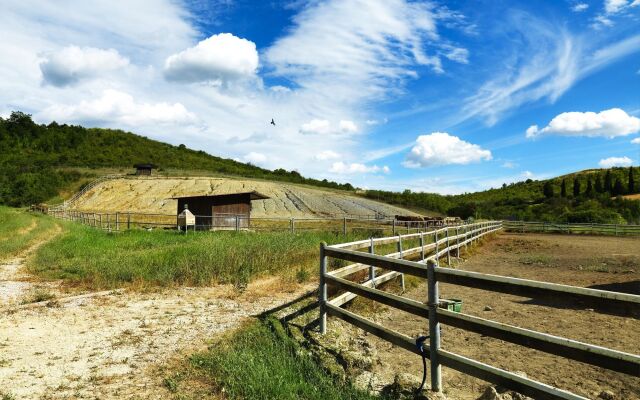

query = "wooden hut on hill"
[133,163,157,175]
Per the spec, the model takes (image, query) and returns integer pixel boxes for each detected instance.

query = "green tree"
[543,181,554,198]
[613,178,624,196]
[604,170,613,193]
[629,167,635,194]
[573,178,580,197]
[560,179,567,197]
[595,175,603,193]
[585,179,594,197]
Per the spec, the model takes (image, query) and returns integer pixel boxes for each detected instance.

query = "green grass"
[31,221,375,289]
[0,206,58,260]
[171,318,377,400]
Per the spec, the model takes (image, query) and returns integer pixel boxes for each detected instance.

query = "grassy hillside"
[0,111,354,206]
[362,167,640,224]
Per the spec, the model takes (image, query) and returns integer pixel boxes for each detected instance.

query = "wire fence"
[46,209,462,235]
[503,220,640,236]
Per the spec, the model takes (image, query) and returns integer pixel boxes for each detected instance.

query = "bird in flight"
[270,118,276,126]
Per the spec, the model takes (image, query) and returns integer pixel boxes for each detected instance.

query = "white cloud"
[403,132,492,168]
[300,119,331,135]
[526,108,640,138]
[40,46,129,86]
[315,150,340,161]
[243,151,267,165]
[632,137,640,144]
[164,33,258,83]
[40,89,195,125]
[572,3,589,11]
[339,120,358,134]
[264,0,452,106]
[299,119,358,135]
[329,162,390,174]
[501,161,517,168]
[599,156,633,168]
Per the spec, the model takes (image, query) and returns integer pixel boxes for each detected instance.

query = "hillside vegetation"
[0,112,355,207]
[363,167,640,224]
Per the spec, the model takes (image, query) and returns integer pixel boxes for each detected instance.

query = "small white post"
[369,237,376,287]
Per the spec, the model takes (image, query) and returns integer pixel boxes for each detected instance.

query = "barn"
[172,191,269,229]
[133,163,157,175]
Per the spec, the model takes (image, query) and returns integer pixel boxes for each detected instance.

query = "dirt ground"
[326,232,640,399]
[71,176,418,218]
[0,235,312,400]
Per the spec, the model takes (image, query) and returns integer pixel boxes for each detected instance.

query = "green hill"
[0,112,354,206]
[362,167,640,224]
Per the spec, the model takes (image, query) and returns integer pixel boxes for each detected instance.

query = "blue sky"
[1,0,639,194]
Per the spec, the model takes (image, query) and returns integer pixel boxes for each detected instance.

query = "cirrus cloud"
[632,137,640,144]
[40,46,129,87]
[598,156,633,168]
[403,132,492,168]
[329,162,390,174]
[526,108,640,138]
[164,33,258,83]
[299,119,358,135]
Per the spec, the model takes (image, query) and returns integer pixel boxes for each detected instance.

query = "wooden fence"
[504,220,640,236]
[46,209,459,234]
[318,221,640,400]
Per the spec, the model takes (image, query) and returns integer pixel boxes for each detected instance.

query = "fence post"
[369,237,376,287]
[397,235,405,292]
[615,224,618,236]
[290,218,295,234]
[420,232,425,262]
[456,226,460,258]
[343,217,347,235]
[107,214,111,232]
[392,219,396,235]
[434,229,439,264]
[319,242,328,335]
[235,215,239,232]
[427,259,442,392]
[446,228,451,266]
[127,212,131,230]
[116,212,120,231]
[99,214,102,229]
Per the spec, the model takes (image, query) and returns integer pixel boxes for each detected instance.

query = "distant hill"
[361,167,640,224]
[0,111,354,206]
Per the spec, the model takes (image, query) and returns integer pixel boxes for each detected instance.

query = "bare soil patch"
[327,233,640,399]
[0,278,313,399]
[72,176,418,218]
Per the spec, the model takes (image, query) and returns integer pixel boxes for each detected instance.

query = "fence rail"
[318,221,640,400]
[45,208,463,234]
[504,220,640,236]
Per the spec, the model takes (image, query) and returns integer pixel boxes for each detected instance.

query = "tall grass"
[0,206,58,260]
[171,318,377,400]
[31,222,374,289]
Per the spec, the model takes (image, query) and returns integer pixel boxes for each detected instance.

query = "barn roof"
[133,163,157,169]
[171,191,270,201]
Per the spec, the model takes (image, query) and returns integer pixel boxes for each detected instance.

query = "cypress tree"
[573,178,580,197]
[561,179,567,197]
[604,170,613,193]
[595,175,603,193]
[629,167,635,194]
[543,181,554,198]
[613,178,624,196]
[586,179,593,197]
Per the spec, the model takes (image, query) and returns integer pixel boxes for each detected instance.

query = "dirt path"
[0,278,313,399]
[327,232,640,400]
[0,223,63,306]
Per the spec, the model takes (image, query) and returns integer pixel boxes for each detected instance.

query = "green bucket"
[439,299,463,313]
